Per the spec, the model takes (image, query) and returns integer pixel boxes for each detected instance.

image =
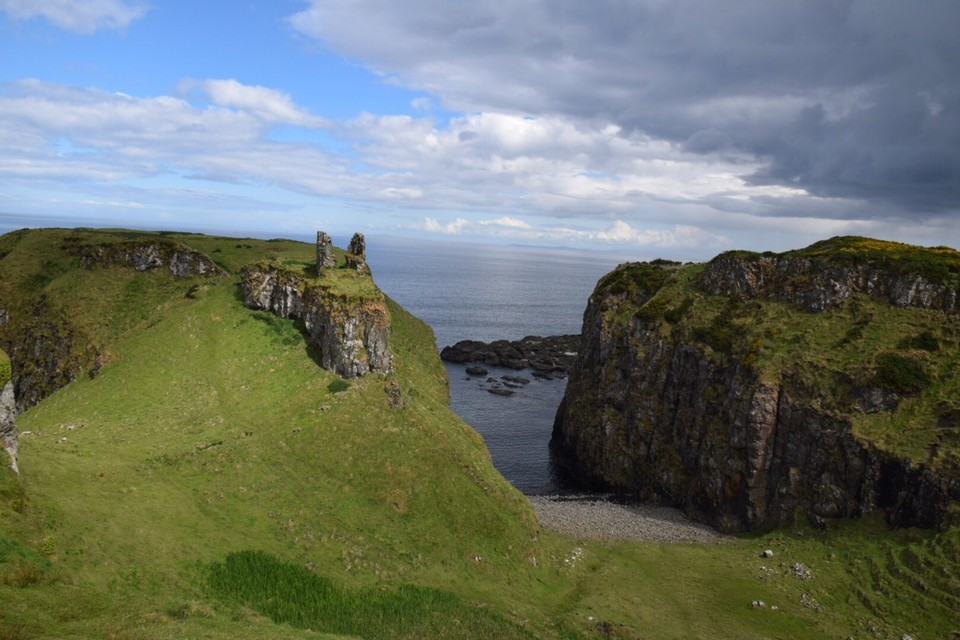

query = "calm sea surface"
[365,236,628,494]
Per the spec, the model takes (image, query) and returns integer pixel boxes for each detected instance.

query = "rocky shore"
[529,495,727,543]
[440,334,579,380]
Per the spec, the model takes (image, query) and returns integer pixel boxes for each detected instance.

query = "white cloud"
[593,221,726,248]
[0,0,148,33]
[0,80,352,193]
[187,79,327,127]
[419,215,728,250]
[341,110,806,224]
[379,187,423,199]
[478,216,532,229]
[410,97,433,111]
[423,217,470,234]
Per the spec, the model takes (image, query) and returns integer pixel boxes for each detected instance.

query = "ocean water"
[365,236,628,494]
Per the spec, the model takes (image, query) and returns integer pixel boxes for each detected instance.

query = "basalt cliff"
[239,264,392,379]
[239,231,392,379]
[552,237,960,532]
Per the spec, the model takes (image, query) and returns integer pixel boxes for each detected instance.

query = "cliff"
[240,263,393,378]
[552,237,960,532]
[0,295,99,412]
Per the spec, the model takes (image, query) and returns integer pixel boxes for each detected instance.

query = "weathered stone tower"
[345,232,368,275]
[315,231,336,275]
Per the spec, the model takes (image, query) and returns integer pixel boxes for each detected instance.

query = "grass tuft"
[327,378,350,394]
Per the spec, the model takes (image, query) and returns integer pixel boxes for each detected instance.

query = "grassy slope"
[0,229,957,639]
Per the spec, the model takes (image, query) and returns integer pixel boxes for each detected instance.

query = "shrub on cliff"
[873,351,932,393]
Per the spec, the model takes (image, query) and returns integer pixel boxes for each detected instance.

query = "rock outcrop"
[316,231,336,275]
[1,379,18,474]
[67,240,226,279]
[240,264,392,378]
[552,238,960,532]
[440,335,579,379]
[345,233,368,275]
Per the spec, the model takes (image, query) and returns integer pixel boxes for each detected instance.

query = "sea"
[364,235,630,494]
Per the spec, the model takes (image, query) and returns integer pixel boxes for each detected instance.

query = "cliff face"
[552,238,960,532]
[240,264,393,379]
[1,380,18,474]
[0,296,96,412]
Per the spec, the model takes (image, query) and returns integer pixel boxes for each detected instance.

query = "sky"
[1,0,958,259]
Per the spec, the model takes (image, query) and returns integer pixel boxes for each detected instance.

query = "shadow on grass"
[240,291,328,373]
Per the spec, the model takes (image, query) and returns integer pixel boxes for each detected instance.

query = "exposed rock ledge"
[67,240,227,279]
[240,264,392,379]
[700,251,958,313]
[440,335,579,379]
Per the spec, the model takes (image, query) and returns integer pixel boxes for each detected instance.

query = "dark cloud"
[292,0,960,219]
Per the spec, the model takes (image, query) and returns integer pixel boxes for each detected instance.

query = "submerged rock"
[440,334,579,373]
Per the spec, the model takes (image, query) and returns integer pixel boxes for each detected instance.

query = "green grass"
[208,550,535,639]
[793,236,960,287]
[0,229,957,639]
[0,349,10,388]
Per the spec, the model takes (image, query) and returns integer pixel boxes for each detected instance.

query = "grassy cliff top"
[712,235,960,287]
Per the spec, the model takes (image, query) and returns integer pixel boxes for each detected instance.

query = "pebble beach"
[529,495,729,543]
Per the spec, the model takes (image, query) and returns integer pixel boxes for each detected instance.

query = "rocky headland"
[239,232,393,379]
[552,237,960,533]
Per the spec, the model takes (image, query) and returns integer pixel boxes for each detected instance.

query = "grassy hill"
[1,229,958,639]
